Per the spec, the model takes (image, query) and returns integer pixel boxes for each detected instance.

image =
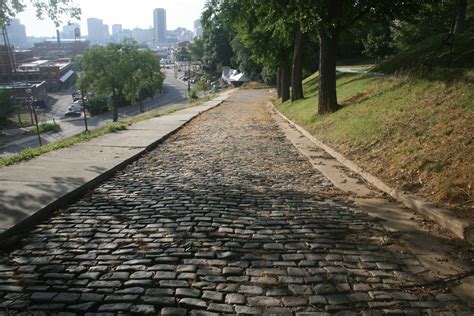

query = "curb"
[268,101,473,244]
[0,95,231,246]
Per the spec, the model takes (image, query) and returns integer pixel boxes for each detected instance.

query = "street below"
[0,68,188,157]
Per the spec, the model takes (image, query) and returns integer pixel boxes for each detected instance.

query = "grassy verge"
[276,69,473,220]
[0,97,212,167]
[25,122,61,135]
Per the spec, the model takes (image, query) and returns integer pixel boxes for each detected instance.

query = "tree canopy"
[79,42,164,122]
[0,0,80,27]
[201,0,438,114]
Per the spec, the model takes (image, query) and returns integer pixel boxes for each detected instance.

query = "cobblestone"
[0,90,470,314]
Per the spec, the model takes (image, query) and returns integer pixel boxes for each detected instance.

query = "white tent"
[222,67,250,84]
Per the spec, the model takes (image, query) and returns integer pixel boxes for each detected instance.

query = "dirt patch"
[340,90,374,106]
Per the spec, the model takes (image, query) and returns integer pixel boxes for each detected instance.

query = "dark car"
[64,110,82,118]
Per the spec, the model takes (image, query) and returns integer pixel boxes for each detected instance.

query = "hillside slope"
[373,32,474,74]
[276,70,473,222]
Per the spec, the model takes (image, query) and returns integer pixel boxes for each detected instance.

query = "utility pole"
[187,58,191,94]
[27,89,42,146]
[81,89,88,132]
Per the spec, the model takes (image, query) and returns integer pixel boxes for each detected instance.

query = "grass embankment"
[374,32,474,74]
[0,97,213,167]
[277,69,473,219]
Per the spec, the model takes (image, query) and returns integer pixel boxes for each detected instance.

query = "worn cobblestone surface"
[0,90,471,315]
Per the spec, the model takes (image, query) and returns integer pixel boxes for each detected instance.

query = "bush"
[0,90,15,129]
[106,122,128,133]
[87,97,109,116]
[26,122,61,135]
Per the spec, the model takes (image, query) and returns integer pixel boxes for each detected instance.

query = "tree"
[201,5,235,72]
[79,42,164,122]
[176,46,191,61]
[292,0,431,114]
[362,25,395,60]
[392,2,454,51]
[291,25,304,101]
[230,34,262,80]
[188,38,204,61]
[453,0,467,33]
[0,0,80,28]
[202,0,294,100]
[0,89,15,128]
[124,48,164,112]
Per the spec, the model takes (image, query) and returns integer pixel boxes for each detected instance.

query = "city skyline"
[15,0,207,37]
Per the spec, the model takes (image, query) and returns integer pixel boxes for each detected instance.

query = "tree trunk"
[112,87,119,122]
[281,57,290,102]
[291,27,304,101]
[317,29,339,115]
[454,0,467,34]
[277,68,282,99]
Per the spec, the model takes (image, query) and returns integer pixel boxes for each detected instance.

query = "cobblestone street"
[0,89,471,315]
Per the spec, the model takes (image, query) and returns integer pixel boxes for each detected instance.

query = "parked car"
[68,103,83,112]
[64,110,81,118]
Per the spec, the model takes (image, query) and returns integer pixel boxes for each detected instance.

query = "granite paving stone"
[0,90,470,314]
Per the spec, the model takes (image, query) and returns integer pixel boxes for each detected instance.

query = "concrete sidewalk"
[0,90,235,242]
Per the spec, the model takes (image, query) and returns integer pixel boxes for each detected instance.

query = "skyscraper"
[153,8,167,44]
[193,20,203,38]
[6,19,27,49]
[103,24,110,43]
[87,18,105,45]
[61,23,80,39]
[112,24,123,43]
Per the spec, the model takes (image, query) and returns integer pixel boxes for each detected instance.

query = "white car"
[67,103,83,112]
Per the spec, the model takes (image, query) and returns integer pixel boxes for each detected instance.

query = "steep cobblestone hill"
[0,90,470,315]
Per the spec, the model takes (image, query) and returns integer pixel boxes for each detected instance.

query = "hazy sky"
[17,0,207,37]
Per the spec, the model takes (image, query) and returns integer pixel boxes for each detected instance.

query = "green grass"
[276,69,473,208]
[25,122,61,135]
[0,98,210,167]
[374,32,474,74]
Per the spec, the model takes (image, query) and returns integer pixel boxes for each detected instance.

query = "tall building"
[87,18,105,45]
[153,8,167,44]
[61,23,80,39]
[132,28,154,44]
[193,20,203,38]
[6,19,28,49]
[112,24,123,43]
[103,24,110,43]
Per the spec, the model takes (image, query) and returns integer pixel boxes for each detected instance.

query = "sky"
[17,0,207,37]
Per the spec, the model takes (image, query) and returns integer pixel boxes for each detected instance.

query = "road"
[0,89,470,314]
[0,69,188,157]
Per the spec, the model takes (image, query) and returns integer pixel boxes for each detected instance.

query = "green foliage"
[78,41,163,121]
[391,2,454,51]
[106,122,128,133]
[25,122,61,135]
[188,39,204,61]
[201,3,235,71]
[362,25,396,59]
[230,34,262,79]
[0,0,80,28]
[260,65,277,85]
[87,97,109,116]
[176,46,191,61]
[374,32,474,74]
[0,89,15,128]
